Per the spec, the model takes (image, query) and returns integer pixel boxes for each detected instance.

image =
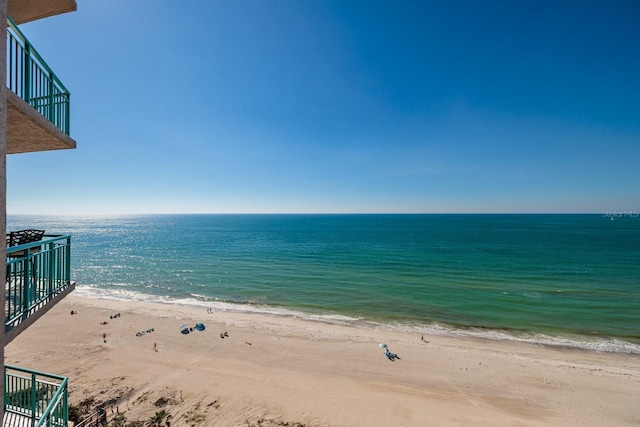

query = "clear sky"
[7,0,640,215]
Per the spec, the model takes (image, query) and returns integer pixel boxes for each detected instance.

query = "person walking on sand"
[153,342,157,352]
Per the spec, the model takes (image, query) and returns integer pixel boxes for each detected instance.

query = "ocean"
[7,214,640,353]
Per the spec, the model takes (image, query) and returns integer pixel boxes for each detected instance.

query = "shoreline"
[6,294,640,426]
[75,286,640,355]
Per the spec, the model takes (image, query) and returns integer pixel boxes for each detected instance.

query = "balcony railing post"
[23,41,31,105]
[22,257,30,313]
[63,380,68,426]
[47,241,54,296]
[66,93,71,134]
[3,365,6,408]
[25,250,33,311]
[30,371,37,426]
[66,237,71,284]
[48,72,54,124]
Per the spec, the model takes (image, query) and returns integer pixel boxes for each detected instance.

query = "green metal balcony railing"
[4,365,68,427]
[5,235,72,331]
[6,16,71,135]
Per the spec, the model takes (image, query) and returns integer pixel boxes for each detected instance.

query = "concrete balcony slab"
[6,90,76,154]
[8,0,77,25]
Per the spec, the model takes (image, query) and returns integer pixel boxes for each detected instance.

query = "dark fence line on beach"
[74,404,116,427]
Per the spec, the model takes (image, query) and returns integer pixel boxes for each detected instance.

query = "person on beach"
[153,342,157,352]
[385,348,400,361]
[103,333,107,343]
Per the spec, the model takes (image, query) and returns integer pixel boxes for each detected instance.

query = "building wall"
[0,0,9,421]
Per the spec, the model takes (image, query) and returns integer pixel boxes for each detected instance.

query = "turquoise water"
[7,214,640,353]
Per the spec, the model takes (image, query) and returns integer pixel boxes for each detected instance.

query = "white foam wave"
[73,285,640,355]
[74,285,362,325]
[381,323,640,354]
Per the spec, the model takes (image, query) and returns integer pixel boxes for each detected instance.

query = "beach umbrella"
[379,343,387,348]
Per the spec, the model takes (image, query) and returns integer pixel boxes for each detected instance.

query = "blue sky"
[7,0,640,214]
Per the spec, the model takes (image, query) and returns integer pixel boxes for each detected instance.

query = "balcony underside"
[4,282,75,346]
[8,0,77,25]
[6,90,76,154]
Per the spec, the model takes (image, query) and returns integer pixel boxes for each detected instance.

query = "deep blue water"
[7,214,640,353]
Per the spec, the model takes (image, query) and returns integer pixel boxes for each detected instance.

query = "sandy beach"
[5,295,639,426]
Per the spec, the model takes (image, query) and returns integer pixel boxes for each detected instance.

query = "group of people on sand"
[94,307,259,352]
[181,322,206,334]
[136,328,154,337]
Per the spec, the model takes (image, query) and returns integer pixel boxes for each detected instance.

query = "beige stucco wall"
[1,0,9,421]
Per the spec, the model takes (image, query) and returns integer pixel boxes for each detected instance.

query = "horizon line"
[7,211,624,217]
